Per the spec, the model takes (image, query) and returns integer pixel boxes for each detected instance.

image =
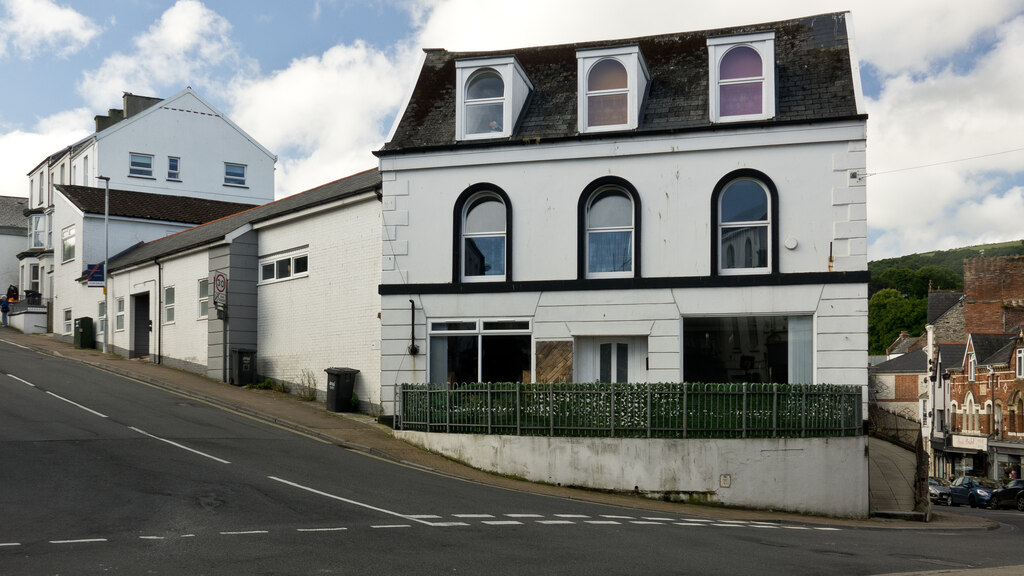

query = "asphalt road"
[3,341,1024,575]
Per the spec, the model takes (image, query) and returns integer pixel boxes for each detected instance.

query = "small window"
[707,32,775,123]
[968,352,977,382]
[465,70,505,135]
[98,300,107,333]
[428,319,532,386]
[259,252,309,284]
[225,163,246,186]
[28,264,40,293]
[29,214,45,249]
[1017,348,1023,379]
[462,193,506,281]
[129,153,154,177]
[586,59,628,127]
[61,226,75,262]
[455,57,532,141]
[83,155,89,185]
[198,279,209,319]
[168,157,181,180]
[115,297,125,331]
[577,46,649,133]
[63,308,72,334]
[163,286,175,324]
[718,178,769,273]
[586,187,633,277]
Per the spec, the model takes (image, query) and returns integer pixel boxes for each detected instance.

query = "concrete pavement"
[0,328,995,531]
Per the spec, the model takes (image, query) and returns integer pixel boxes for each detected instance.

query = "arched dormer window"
[586,59,628,127]
[455,57,532,141]
[711,169,778,275]
[465,69,504,135]
[577,177,641,279]
[453,184,512,283]
[707,32,775,122]
[576,46,649,133]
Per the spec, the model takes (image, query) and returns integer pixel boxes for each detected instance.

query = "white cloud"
[0,108,92,194]
[77,0,252,110]
[0,0,101,59]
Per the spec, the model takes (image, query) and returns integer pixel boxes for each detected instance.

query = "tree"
[868,288,926,355]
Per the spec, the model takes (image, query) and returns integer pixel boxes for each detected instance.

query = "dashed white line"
[407,515,442,519]
[0,542,21,547]
[46,391,108,418]
[482,521,523,526]
[428,522,470,527]
[642,517,675,521]
[717,520,748,524]
[554,514,589,518]
[601,515,635,519]
[220,531,268,535]
[680,518,711,522]
[674,523,707,527]
[268,476,436,526]
[297,527,348,532]
[130,427,230,464]
[7,374,35,386]
[630,521,665,525]
[50,538,108,544]
[585,520,621,525]
[750,524,780,529]
[537,520,575,525]
[814,527,842,531]
[139,536,165,540]
[783,526,811,530]
[712,523,745,527]
[453,514,494,518]
[372,525,411,529]
[505,514,543,518]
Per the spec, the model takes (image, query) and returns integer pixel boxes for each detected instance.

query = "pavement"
[0,328,999,532]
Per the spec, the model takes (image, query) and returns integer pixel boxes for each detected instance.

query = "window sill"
[224,183,249,189]
[258,272,309,286]
[167,178,182,183]
[128,174,157,180]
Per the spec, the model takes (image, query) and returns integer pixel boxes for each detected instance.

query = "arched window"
[586,59,628,127]
[719,46,763,117]
[578,179,640,279]
[712,171,777,275]
[464,69,505,135]
[453,185,512,283]
[968,352,977,381]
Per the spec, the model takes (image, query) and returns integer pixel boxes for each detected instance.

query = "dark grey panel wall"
[207,230,258,383]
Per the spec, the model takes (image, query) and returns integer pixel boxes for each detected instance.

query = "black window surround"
[452,183,513,284]
[710,168,779,276]
[577,176,642,280]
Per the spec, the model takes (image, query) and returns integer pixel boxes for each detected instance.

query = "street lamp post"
[97,176,110,354]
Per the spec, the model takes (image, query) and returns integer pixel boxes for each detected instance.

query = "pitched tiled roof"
[379,12,860,155]
[969,333,1016,366]
[109,168,381,272]
[928,291,964,324]
[938,343,966,371]
[56,185,257,225]
[872,349,927,374]
[0,196,28,234]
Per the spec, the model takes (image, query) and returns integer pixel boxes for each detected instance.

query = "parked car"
[928,477,951,505]
[991,479,1024,511]
[949,476,998,508]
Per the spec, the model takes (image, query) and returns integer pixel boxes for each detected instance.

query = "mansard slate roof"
[0,196,28,234]
[927,291,964,324]
[108,168,381,272]
[379,12,861,155]
[56,185,256,225]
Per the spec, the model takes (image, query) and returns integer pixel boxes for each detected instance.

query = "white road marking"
[642,517,675,521]
[130,427,230,464]
[50,538,108,544]
[674,523,707,527]
[371,525,411,529]
[0,339,31,350]
[718,520,748,524]
[407,515,442,519]
[585,520,621,525]
[139,536,165,540]
[679,518,711,522]
[505,514,543,518]
[712,523,745,527]
[0,542,21,547]
[783,526,810,530]
[814,527,842,531]
[630,521,664,525]
[181,534,196,538]
[428,522,470,527]
[46,391,108,418]
[601,515,635,519]
[7,374,35,386]
[268,476,435,526]
[482,521,523,526]
[452,514,494,518]
[297,527,348,532]
[750,524,780,529]
[220,531,268,535]
[554,514,589,518]
[537,520,575,525]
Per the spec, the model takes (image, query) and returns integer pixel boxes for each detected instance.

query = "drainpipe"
[408,299,419,355]
[155,257,162,365]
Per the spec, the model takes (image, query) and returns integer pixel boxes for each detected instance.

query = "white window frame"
[129,153,154,178]
[461,192,507,283]
[1016,347,1023,379]
[98,300,107,333]
[427,318,533,386]
[28,264,40,293]
[115,297,125,332]
[198,278,209,319]
[61,225,75,263]
[258,250,309,285]
[585,186,634,279]
[574,336,648,384]
[707,32,775,123]
[455,57,532,141]
[576,46,649,133]
[163,286,175,324]
[968,352,977,382]
[718,177,772,276]
[29,214,45,249]
[83,155,89,186]
[224,162,247,187]
[62,308,72,335]
[168,156,181,181]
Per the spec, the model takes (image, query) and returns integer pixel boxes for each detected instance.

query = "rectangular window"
[63,308,72,334]
[115,297,125,331]
[224,163,246,186]
[168,156,180,180]
[258,251,309,284]
[129,153,154,177]
[61,225,75,262]
[46,213,52,249]
[98,300,107,333]
[72,165,77,186]
[1017,348,1023,379]
[83,155,89,186]
[29,214,45,248]
[38,175,43,205]
[29,264,40,293]
[60,164,65,185]
[683,315,812,384]
[163,286,175,324]
[428,319,532,386]
[198,278,209,319]
[968,353,977,382]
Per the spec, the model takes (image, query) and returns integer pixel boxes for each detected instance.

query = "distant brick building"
[963,256,1024,335]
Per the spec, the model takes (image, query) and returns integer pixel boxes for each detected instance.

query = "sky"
[1,0,1023,261]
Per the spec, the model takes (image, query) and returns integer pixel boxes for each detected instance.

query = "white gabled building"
[105,170,382,407]
[19,89,276,333]
[375,12,869,416]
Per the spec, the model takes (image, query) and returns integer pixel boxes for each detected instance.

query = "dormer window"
[707,32,775,123]
[456,57,532,141]
[577,46,649,133]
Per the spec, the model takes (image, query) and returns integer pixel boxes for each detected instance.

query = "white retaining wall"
[397,431,869,517]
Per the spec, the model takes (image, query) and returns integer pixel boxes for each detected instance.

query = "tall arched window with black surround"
[711,169,778,276]
[453,184,512,284]
[577,177,641,280]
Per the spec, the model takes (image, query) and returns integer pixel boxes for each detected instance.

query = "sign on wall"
[213,271,227,306]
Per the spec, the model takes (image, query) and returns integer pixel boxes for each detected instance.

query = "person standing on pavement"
[1,295,9,327]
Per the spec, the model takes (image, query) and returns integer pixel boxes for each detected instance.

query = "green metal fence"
[398,382,863,439]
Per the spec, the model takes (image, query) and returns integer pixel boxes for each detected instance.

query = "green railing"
[399,382,863,439]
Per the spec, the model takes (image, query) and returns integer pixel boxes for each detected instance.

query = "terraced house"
[376,12,869,414]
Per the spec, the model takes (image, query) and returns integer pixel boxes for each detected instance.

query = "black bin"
[74,317,95,349]
[231,348,257,386]
[325,367,359,412]
[24,290,41,305]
